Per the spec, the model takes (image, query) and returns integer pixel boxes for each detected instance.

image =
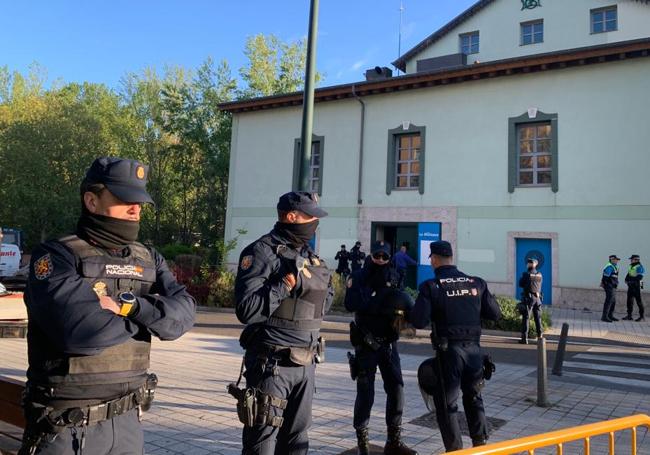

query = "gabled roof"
[218,38,650,114]
[392,0,496,72]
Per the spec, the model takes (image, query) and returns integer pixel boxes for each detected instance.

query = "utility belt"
[251,338,325,367]
[349,321,392,351]
[20,375,157,455]
[24,374,158,429]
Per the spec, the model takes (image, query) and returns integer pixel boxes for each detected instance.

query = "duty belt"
[58,390,142,427]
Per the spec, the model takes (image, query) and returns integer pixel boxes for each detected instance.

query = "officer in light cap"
[20,157,196,455]
[410,241,501,452]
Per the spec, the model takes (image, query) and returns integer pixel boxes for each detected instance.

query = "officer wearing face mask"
[234,191,334,455]
[518,258,543,344]
[344,241,417,455]
[20,157,196,455]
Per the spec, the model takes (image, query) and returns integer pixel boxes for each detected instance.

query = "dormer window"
[591,6,617,34]
[521,20,544,45]
[460,31,480,55]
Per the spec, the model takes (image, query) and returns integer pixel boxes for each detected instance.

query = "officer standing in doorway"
[335,244,351,278]
[233,191,334,455]
[350,241,366,272]
[623,254,645,321]
[344,241,417,455]
[601,255,621,322]
[410,241,501,452]
[518,258,543,344]
[20,157,196,455]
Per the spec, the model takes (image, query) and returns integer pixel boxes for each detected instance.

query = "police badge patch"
[93,281,108,297]
[240,255,253,271]
[33,254,53,280]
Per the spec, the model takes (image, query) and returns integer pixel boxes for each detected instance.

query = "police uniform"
[21,157,196,455]
[335,245,351,277]
[410,241,501,452]
[344,241,417,455]
[601,255,620,322]
[350,242,366,272]
[234,192,334,455]
[518,258,543,344]
[623,255,645,322]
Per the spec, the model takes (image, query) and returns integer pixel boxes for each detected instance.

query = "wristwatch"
[117,292,137,317]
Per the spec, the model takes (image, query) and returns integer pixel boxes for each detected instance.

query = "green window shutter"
[508,118,517,193]
[418,126,426,195]
[386,129,397,195]
[292,138,301,191]
[551,118,559,193]
[317,136,324,196]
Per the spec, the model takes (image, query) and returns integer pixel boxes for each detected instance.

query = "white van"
[0,243,21,278]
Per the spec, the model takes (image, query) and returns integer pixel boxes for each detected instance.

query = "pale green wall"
[404,0,650,73]
[225,58,650,290]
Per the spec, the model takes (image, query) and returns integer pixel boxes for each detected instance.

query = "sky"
[1,0,477,89]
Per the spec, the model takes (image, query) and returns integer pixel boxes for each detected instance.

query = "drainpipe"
[351,85,365,205]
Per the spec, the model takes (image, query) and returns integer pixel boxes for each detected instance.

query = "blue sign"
[417,222,441,287]
[515,238,552,305]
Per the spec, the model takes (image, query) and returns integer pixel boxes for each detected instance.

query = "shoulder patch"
[240,255,253,271]
[33,254,53,280]
[93,281,108,297]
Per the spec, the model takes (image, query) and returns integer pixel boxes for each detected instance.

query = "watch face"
[119,292,137,304]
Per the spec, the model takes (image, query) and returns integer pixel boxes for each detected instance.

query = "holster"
[315,336,325,364]
[227,383,287,428]
[347,351,358,381]
[483,354,496,381]
[140,373,158,412]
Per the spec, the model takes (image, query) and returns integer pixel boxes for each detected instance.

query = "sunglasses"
[372,253,390,261]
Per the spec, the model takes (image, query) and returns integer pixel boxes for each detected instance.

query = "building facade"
[221,0,650,309]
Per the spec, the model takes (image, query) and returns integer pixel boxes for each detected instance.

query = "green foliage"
[206,269,236,308]
[159,243,195,261]
[330,275,349,313]
[0,34,314,256]
[482,295,552,336]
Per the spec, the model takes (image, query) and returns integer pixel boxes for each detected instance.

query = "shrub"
[330,275,349,313]
[159,243,194,261]
[482,295,552,336]
[207,270,236,308]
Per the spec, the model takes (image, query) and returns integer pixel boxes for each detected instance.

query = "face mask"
[274,219,319,247]
[77,212,140,250]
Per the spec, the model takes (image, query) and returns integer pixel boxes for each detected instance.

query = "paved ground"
[1,306,650,454]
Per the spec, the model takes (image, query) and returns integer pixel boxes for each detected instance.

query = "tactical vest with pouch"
[28,235,156,401]
[266,244,332,332]
[434,276,482,342]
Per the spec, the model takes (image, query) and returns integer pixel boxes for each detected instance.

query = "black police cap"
[371,240,391,256]
[277,192,328,218]
[630,254,640,260]
[609,254,621,261]
[84,157,154,204]
[429,240,452,258]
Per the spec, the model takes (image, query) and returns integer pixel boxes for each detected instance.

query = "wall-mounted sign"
[521,0,541,11]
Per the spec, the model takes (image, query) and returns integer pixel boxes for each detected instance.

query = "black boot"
[384,426,418,455]
[518,336,528,344]
[356,427,370,455]
[636,316,646,322]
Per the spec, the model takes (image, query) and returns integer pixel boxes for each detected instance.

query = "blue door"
[417,222,441,287]
[515,238,552,305]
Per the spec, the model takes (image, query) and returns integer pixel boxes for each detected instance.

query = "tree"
[239,34,320,99]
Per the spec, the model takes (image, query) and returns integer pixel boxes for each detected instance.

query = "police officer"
[335,244,351,278]
[234,191,334,455]
[410,241,501,452]
[393,245,417,290]
[20,157,196,455]
[601,255,621,322]
[623,254,645,322]
[518,258,543,344]
[350,241,366,272]
[344,241,417,455]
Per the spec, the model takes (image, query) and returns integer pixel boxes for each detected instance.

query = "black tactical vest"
[266,244,332,332]
[29,235,156,394]
[527,271,542,294]
[434,276,482,341]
